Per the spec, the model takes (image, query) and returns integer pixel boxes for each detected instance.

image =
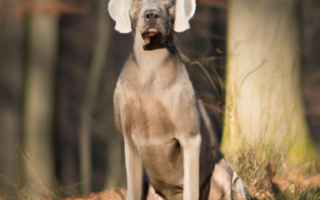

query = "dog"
[108,0,252,199]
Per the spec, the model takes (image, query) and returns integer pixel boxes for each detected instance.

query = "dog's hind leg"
[231,174,252,200]
[208,159,252,200]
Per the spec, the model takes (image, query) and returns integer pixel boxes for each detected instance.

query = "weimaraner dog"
[109,0,252,199]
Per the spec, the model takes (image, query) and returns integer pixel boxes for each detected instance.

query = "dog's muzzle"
[141,9,173,51]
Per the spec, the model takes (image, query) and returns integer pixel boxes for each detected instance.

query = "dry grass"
[225,141,320,200]
[62,188,127,200]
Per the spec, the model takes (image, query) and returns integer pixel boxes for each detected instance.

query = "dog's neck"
[133,32,172,69]
[133,32,178,85]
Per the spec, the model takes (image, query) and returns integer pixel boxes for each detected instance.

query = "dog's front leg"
[125,138,144,200]
[181,134,201,200]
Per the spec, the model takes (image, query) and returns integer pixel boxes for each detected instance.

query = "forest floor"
[9,169,320,200]
[64,142,320,200]
[16,154,320,200]
[60,162,320,200]
[10,143,320,200]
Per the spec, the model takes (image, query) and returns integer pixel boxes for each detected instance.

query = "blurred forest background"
[0,0,319,199]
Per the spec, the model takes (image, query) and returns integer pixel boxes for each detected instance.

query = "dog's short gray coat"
[109,0,252,199]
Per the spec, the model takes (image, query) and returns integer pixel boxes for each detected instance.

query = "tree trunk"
[301,0,320,153]
[0,2,24,198]
[22,0,58,194]
[57,0,96,196]
[100,23,133,191]
[79,0,111,194]
[222,0,317,166]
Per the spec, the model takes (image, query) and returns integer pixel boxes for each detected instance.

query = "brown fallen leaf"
[64,188,127,200]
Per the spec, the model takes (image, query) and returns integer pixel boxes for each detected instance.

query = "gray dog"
[108,0,252,199]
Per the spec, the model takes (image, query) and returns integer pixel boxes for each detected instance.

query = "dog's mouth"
[141,28,173,51]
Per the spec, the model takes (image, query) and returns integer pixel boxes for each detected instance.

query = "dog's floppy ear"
[108,0,132,33]
[174,0,196,32]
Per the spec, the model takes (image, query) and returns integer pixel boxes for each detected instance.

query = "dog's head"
[108,0,196,50]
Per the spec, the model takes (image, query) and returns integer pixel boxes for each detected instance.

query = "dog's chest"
[120,64,196,145]
[123,86,187,190]
[124,87,177,142]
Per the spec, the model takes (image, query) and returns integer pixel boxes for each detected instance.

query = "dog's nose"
[144,10,159,21]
